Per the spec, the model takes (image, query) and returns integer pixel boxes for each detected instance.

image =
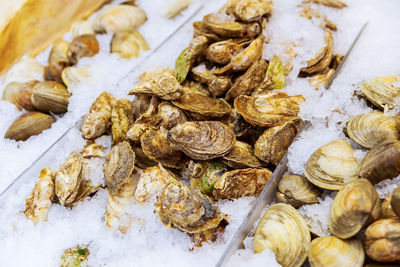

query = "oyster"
[175,35,209,83]
[46,40,72,83]
[93,5,147,34]
[132,144,157,168]
[312,0,347,9]
[190,64,231,97]
[131,94,151,119]
[254,118,302,165]
[225,59,268,102]
[165,0,192,19]
[358,140,400,184]
[254,55,285,95]
[81,142,105,158]
[329,178,381,239]
[233,0,273,22]
[111,29,149,58]
[168,121,236,160]
[308,236,364,267]
[67,34,99,65]
[171,90,231,120]
[24,167,54,224]
[60,245,89,267]
[364,219,400,263]
[182,80,212,97]
[4,112,54,141]
[127,122,148,142]
[204,38,251,65]
[213,168,272,200]
[391,185,400,217]
[2,80,37,111]
[104,141,135,194]
[81,92,116,139]
[155,179,227,234]
[69,20,95,38]
[276,174,321,208]
[221,141,262,168]
[111,99,134,145]
[190,162,227,195]
[61,66,91,87]
[304,140,359,190]
[214,35,264,74]
[31,81,70,114]
[254,203,311,267]
[234,92,305,128]
[154,102,187,130]
[129,69,183,100]
[345,111,399,149]
[360,76,400,110]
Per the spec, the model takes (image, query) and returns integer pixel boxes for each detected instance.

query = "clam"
[46,40,72,83]
[253,203,311,267]
[129,69,183,100]
[67,34,99,65]
[104,141,135,194]
[225,59,268,102]
[221,141,262,168]
[190,64,231,97]
[190,162,227,195]
[111,29,149,58]
[81,92,116,139]
[364,219,400,262]
[223,109,252,137]
[329,178,381,239]
[69,20,94,38]
[4,112,54,141]
[276,174,321,208]
[31,81,70,114]
[254,118,302,165]
[360,76,400,110]
[204,38,251,65]
[171,90,231,120]
[165,0,192,19]
[214,35,264,74]
[93,5,147,34]
[312,0,347,8]
[346,111,399,149]
[233,0,273,22]
[391,186,400,217]
[182,160,208,181]
[381,195,398,219]
[168,121,236,160]
[2,80,38,111]
[24,167,54,224]
[154,102,187,130]
[61,66,91,87]
[213,168,272,200]
[308,236,364,267]
[254,55,285,95]
[155,179,227,234]
[60,245,89,267]
[234,92,305,128]
[111,99,134,145]
[358,140,400,184]
[304,140,359,190]
[175,35,209,83]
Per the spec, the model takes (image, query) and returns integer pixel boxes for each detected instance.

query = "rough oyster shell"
[304,140,359,190]
[2,80,37,111]
[253,54,285,94]
[60,245,89,267]
[360,75,400,110]
[67,34,99,65]
[312,0,347,9]
[190,161,227,195]
[31,81,70,114]
[111,29,149,58]
[69,20,95,38]
[233,0,273,22]
[204,38,251,65]
[391,186,400,217]
[221,141,262,169]
[111,99,134,145]
[190,64,231,97]
[154,102,187,130]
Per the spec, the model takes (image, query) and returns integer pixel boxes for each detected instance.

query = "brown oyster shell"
[233,0,273,22]
[47,40,72,83]
[111,99,134,145]
[222,141,262,168]
[190,64,232,97]
[204,38,251,65]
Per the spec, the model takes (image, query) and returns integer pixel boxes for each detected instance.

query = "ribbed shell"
[360,76,400,110]
[221,141,262,168]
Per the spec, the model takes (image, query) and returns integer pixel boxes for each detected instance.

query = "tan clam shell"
[2,80,38,111]
[31,81,70,114]
[67,34,99,65]
[111,99,134,145]
[329,178,381,239]
[168,121,236,160]
[4,112,54,141]
[61,66,91,87]
[111,29,149,59]
[312,0,347,8]
[254,203,311,267]
[360,76,400,110]
[304,140,359,190]
[46,40,71,83]
[276,174,321,208]
[234,92,305,128]
[381,195,398,219]
[346,111,399,149]
[221,141,262,168]
[309,236,364,267]
[358,140,400,185]
[69,20,94,38]
[391,186,400,217]
[233,0,273,22]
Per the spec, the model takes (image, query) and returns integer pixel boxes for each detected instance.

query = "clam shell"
[312,0,347,8]
[4,112,54,141]
[168,121,236,160]
[60,246,89,266]
[165,0,192,19]
[46,40,71,83]
[2,80,37,111]
[222,141,262,168]
[304,140,359,190]
[69,20,94,38]
[233,0,273,22]
[31,81,70,114]
[360,76,400,110]
[391,186,400,217]
[329,178,381,239]
[67,34,99,65]
[346,111,399,149]
[309,236,364,267]
[111,29,149,59]
[381,195,398,219]
[254,203,311,267]
[61,66,91,87]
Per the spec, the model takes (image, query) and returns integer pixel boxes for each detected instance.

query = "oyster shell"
[175,35,209,83]
[233,0,273,22]
[31,81,70,114]
[104,141,135,194]
[165,0,192,19]
[190,161,227,195]
[2,80,37,111]
[308,236,364,267]
[111,29,149,58]
[46,40,72,83]
[131,94,151,119]
[391,185,400,217]
[253,55,285,95]
[312,0,347,8]
[81,92,116,139]
[360,76,400,110]
[190,64,231,97]
[61,66,91,87]
[358,140,400,184]
[93,5,147,34]
[154,102,187,130]
[132,144,157,169]
[254,203,311,267]
[81,142,105,158]
[221,141,262,168]
[234,92,305,128]
[168,121,236,160]
[204,38,251,65]
[364,219,400,263]
[304,140,359,190]
[182,80,212,97]
[276,174,321,208]
[60,245,89,267]
[213,168,272,200]
[254,118,302,165]
[225,59,268,102]
[24,167,54,224]
[67,34,99,65]
[111,99,134,145]
[4,112,54,141]
[329,178,381,239]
